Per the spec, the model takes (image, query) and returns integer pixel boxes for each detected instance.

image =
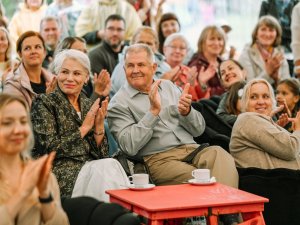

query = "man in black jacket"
[88,14,127,76]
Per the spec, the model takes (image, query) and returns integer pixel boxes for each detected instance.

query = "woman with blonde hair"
[188,25,226,99]
[230,78,300,169]
[239,15,290,87]
[0,27,18,92]
[0,93,68,225]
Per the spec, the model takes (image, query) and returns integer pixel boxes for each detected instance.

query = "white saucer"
[188,177,216,186]
[128,184,156,191]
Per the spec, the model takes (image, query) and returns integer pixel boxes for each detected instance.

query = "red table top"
[106,183,268,212]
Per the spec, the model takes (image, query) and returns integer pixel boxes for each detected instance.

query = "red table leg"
[148,219,164,225]
[208,215,218,225]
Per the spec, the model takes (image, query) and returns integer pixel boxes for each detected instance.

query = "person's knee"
[207,146,234,161]
[90,158,120,169]
[112,213,140,225]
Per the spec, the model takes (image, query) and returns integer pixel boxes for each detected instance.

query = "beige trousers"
[144,144,238,188]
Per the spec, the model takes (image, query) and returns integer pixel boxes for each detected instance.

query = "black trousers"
[61,196,140,225]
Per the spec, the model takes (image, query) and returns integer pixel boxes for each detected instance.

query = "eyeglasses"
[106,27,125,33]
[167,45,187,51]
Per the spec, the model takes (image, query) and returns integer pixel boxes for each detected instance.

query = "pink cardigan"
[3,63,53,107]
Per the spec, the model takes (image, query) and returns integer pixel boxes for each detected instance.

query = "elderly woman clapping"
[230,78,300,170]
[31,49,129,201]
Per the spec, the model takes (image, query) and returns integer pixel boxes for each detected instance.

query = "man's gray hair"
[124,43,155,63]
[52,49,91,76]
[40,15,61,31]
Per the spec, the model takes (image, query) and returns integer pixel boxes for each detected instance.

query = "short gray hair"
[124,43,155,63]
[163,33,189,49]
[241,78,276,112]
[40,15,61,31]
[51,49,91,76]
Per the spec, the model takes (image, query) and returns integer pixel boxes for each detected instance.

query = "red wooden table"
[106,183,268,225]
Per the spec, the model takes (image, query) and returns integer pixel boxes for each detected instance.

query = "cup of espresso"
[192,169,210,183]
[129,173,149,187]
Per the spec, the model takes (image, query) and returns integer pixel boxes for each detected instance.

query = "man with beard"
[40,16,61,69]
[89,14,127,75]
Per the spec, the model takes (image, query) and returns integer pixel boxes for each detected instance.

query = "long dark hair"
[157,13,180,53]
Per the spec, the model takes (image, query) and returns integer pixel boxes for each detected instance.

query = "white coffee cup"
[129,173,149,187]
[192,169,210,183]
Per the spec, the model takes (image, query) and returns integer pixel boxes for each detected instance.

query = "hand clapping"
[19,152,56,199]
[94,69,111,97]
[80,97,108,137]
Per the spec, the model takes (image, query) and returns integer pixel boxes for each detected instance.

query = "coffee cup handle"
[128,176,133,184]
[191,171,195,177]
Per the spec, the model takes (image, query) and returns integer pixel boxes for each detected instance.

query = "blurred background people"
[88,14,126,75]
[75,0,141,47]
[291,2,300,77]
[239,15,290,87]
[0,93,69,225]
[127,0,151,26]
[188,25,226,99]
[162,33,201,101]
[218,20,237,60]
[46,0,82,38]
[53,36,87,56]
[275,78,300,132]
[0,27,17,92]
[8,0,47,44]
[259,0,299,75]
[157,12,180,54]
[40,16,62,69]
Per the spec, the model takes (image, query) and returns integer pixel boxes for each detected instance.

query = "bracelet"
[39,193,53,204]
[94,130,104,136]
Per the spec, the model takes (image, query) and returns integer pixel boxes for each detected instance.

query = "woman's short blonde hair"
[241,79,276,113]
[197,25,226,54]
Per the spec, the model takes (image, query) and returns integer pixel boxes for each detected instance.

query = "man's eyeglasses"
[106,27,125,33]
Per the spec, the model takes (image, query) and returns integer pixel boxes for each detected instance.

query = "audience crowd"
[1,0,300,225]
